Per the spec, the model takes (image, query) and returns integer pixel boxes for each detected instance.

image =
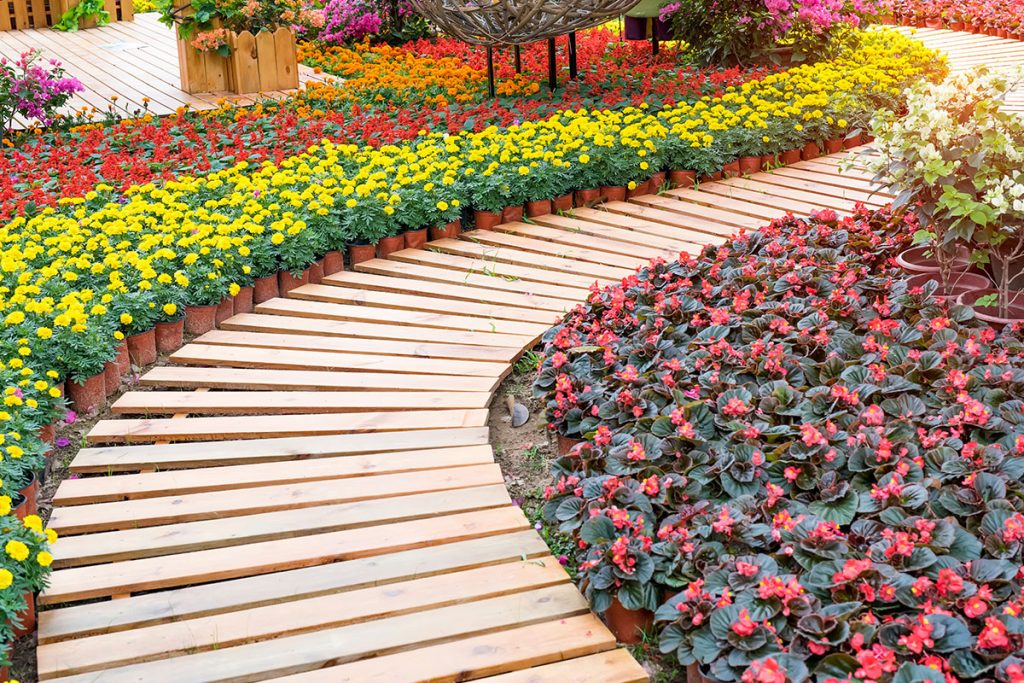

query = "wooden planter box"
[176,27,299,94]
[0,0,132,30]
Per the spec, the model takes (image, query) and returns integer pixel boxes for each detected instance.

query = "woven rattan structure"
[409,0,640,45]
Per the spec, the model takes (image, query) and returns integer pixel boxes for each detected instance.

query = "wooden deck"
[0,13,327,124]
[33,27,1020,683]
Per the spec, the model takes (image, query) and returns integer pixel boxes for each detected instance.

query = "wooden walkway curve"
[35,28,1010,682]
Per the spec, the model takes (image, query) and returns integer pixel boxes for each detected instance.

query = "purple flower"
[55,437,71,448]
[64,410,77,425]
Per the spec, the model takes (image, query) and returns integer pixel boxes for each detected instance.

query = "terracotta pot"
[404,228,428,250]
[878,14,895,24]
[896,245,971,275]
[17,471,38,518]
[234,286,254,315]
[377,235,405,258]
[842,133,863,149]
[950,21,964,30]
[575,188,601,206]
[556,434,584,456]
[802,142,821,160]
[998,28,1009,38]
[722,160,741,178]
[669,170,696,188]
[553,194,574,212]
[824,138,844,154]
[603,598,654,644]
[156,319,184,353]
[958,288,1024,331]
[13,591,35,638]
[12,493,29,521]
[307,260,324,285]
[738,155,762,175]
[322,250,344,276]
[474,210,502,230]
[686,663,704,683]
[348,243,376,265]
[215,297,234,324]
[908,272,991,303]
[56,382,64,398]
[279,268,309,295]
[502,205,524,223]
[66,372,106,415]
[924,17,943,28]
[184,304,217,336]
[104,361,120,397]
[525,199,552,217]
[601,186,627,202]
[39,422,54,445]
[987,27,1000,36]
[780,148,802,165]
[253,274,280,304]
[626,180,649,199]
[761,154,778,169]
[115,339,130,375]
[648,171,666,192]
[127,328,157,367]
[701,171,723,183]
[430,221,462,241]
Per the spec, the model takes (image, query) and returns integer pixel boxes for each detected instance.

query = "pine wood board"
[429,238,631,283]
[139,366,497,393]
[617,194,768,230]
[86,409,490,444]
[112,390,493,415]
[492,219,683,259]
[39,560,569,678]
[463,228,657,269]
[480,648,649,683]
[525,213,709,252]
[737,171,888,206]
[568,206,729,245]
[55,444,495,504]
[710,176,862,213]
[193,329,519,363]
[45,584,588,682]
[69,426,491,473]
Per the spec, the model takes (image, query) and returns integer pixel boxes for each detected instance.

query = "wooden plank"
[433,237,631,282]
[55,444,495,504]
[253,298,546,339]
[705,177,859,213]
[480,649,648,683]
[271,615,617,683]
[353,258,583,303]
[222,312,529,348]
[139,365,497,393]
[568,206,729,245]
[320,270,571,312]
[112,390,493,415]
[39,560,569,677]
[615,195,767,231]
[388,248,602,290]
[193,328,518,363]
[170,343,509,377]
[41,506,530,604]
[52,484,512,567]
[464,228,655,269]
[39,530,549,643]
[45,584,588,682]
[288,283,561,325]
[50,463,504,534]
[735,171,888,206]
[273,26,298,89]
[254,29,276,92]
[524,213,710,251]
[231,30,260,94]
[86,408,490,444]
[644,189,788,224]
[70,425,490,473]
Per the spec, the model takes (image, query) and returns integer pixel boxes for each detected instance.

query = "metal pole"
[568,32,578,80]
[547,37,557,91]
[486,46,496,98]
[514,45,522,73]
[651,31,659,56]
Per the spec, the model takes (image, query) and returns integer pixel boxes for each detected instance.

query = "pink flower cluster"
[319,0,383,43]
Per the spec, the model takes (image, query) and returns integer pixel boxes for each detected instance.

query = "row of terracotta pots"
[348,224,462,267]
[881,14,1024,40]
[63,250,346,416]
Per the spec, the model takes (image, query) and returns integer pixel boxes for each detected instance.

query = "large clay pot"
[924,17,943,28]
[701,171,723,182]
[525,199,552,217]
[104,361,120,397]
[802,142,821,160]
[958,288,1024,331]
[156,319,184,353]
[474,210,502,230]
[348,243,376,266]
[376,235,404,258]
[626,180,650,199]
[215,297,234,324]
[66,372,106,415]
[896,245,971,275]
[908,272,991,303]
[575,189,601,206]
[738,155,762,175]
[234,286,254,314]
[553,194,574,212]
[431,221,462,241]
[322,250,344,276]
[12,591,35,638]
[279,268,309,295]
[556,434,584,456]
[780,148,802,165]
[404,228,428,250]
[603,598,654,644]
[601,186,627,202]
[669,170,696,188]
[307,260,324,285]
[184,304,217,336]
[502,205,524,223]
[842,133,863,149]
[115,340,130,375]
[824,138,844,154]
[722,160,741,178]
[648,171,667,192]
[127,328,157,366]
[253,274,279,304]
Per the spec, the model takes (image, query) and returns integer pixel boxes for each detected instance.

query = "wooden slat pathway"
[38,147,883,683]
[38,27,1016,682]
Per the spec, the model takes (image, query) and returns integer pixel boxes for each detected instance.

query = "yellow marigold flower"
[0,569,12,590]
[36,551,53,567]
[163,303,177,316]
[5,540,28,561]
[36,328,52,340]
[22,515,41,533]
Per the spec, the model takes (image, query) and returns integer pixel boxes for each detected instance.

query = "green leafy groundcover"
[533,207,1024,683]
